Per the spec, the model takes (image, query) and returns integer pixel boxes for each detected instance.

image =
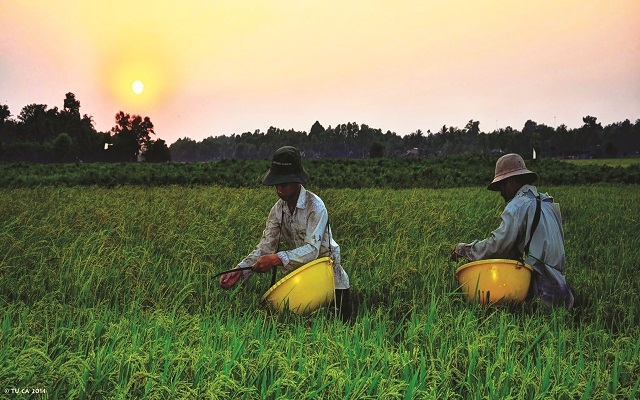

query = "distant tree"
[608,119,638,156]
[0,104,15,145]
[18,104,58,143]
[369,141,384,158]
[0,104,10,122]
[406,129,426,150]
[604,140,617,158]
[465,120,480,136]
[144,139,171,162]
[309,120,325,136]
[169,137,198,162]
[522,120,537,135]
[63,92,80,117]
[52,132,73,162]
[580,115,604,157]
[1,93,102,162]
[201,136,225,160]
[582,115,601,130]
[233,142,256,159]
[56,93,105,161]
[109,112,155,162]
[533,124,555,157]
[554,123,572,155]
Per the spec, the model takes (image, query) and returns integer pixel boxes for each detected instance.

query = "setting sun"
[2,0,638,145]
[131,80,144,95]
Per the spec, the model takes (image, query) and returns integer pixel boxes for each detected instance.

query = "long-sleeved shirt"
[237,186,350,289]
[454,184,574,308]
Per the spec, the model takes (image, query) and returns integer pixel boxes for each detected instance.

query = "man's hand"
[219,269,242,289]
[252,254,282,273]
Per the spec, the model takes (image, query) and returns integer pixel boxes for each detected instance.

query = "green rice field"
[1,184,639,399]
[563,158,640,167]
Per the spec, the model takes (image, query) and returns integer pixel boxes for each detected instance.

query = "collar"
[296,185,308,209]
[517,184,539,198]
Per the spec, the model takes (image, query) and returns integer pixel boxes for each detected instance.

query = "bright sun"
[131,80,144,95]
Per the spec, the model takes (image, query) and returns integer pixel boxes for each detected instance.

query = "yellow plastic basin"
[262,257,335,315]
[455,259,533,305]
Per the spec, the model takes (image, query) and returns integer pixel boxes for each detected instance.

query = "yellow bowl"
[262,257,335,315]
[455,259,533,305]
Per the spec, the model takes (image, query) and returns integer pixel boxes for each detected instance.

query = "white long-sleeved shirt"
[237,186,350,289]
[454,184,574,308]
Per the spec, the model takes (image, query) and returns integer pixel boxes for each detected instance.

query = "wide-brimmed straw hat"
[487,153,537,191]
[261,146,310,186]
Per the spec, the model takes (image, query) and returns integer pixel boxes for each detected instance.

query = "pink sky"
[1,1,639,145]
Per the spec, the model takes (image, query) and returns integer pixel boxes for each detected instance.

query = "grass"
[563,158,640,167]
[0,184,639,398]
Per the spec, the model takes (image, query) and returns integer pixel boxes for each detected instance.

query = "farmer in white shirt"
[220,146,352,319]
[451,153,574,309]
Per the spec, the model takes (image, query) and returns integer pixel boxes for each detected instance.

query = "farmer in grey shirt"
[452,153,574,309]
[220,146,351,319]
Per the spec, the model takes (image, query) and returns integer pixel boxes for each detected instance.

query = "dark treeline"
[2,93,639,163]
[170,117,640,162]
[0,93,170,163]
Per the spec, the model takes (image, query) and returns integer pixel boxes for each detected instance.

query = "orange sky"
[1,0,639,145]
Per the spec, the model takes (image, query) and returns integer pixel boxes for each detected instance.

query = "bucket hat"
[487,153,537,191]
[262,146,310,186]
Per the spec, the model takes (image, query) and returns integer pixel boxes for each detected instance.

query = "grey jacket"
[455,185,574,308]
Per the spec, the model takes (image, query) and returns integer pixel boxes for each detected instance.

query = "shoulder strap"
[325,217,333,259]
[524,194,542,256]
[271,207,285,287]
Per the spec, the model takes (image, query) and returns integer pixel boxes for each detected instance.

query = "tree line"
[170,117,640,162]
[0,93,170,163]
[1,93,638,163]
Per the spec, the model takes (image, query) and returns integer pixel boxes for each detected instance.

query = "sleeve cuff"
[236,264,252,279]
[277,251,289,267]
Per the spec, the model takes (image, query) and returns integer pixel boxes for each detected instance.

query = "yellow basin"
[455,259,533,305]
[262,257,335,315]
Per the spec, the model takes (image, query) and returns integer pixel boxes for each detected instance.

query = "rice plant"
[0,184,638,398]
